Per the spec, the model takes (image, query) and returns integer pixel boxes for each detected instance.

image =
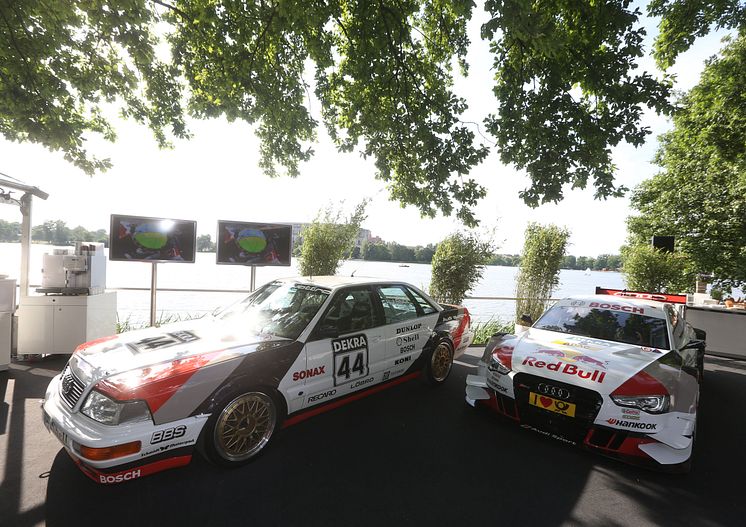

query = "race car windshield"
[534,305,670,349]
[219,281,331,340]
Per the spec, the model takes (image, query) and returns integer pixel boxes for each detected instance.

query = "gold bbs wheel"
[213,392,277,463]
[430,342,453,383]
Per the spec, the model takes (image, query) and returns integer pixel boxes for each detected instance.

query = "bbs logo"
[151,425,187,445]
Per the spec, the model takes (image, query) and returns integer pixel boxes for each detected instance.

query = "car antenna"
[351,269,357,277]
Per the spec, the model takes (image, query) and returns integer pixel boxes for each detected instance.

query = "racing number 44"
[336,352,366,381]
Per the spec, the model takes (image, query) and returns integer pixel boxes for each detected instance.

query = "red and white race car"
[466,288,704,471]
[43,277,472,484]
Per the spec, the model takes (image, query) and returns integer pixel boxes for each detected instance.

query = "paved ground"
[1,350,745,527]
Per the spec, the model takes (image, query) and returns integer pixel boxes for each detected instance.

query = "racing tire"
[202,390,283,468]
[423,340,454,386]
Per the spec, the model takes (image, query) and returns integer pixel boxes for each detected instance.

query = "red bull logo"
[522,357,607,383]
[535,349,608,370]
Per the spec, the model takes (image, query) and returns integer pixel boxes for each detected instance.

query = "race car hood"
[507,328,668,392]
[67,318,291,387]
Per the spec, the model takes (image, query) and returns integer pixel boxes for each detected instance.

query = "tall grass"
[472,318,514,346]
[515,223,570,323]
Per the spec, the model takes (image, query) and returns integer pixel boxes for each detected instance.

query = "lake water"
[0,243,626,325]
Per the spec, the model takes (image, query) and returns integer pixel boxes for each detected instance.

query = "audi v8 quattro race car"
[465,288,705,471]
[43,277,472,484]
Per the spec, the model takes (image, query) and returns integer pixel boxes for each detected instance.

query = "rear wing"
[595,287,688,305]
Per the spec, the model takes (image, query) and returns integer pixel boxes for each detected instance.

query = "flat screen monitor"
[216,221,292,266]
[109,215,197,263]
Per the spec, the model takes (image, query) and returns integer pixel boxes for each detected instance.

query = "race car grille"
[514,373,603,444]
[59,366,86,408]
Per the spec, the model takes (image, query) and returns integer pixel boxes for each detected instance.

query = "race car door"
[301,286,387,408]
[375,284,439,374]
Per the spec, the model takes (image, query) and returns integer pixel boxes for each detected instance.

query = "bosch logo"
[537,383,571,400]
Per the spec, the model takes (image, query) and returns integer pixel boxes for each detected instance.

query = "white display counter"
[17,292,117,355]
[0,278,16,371]
[0,312,10,371]
[686,305,746,360]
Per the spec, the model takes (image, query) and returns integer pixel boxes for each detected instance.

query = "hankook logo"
[537,383,571,400]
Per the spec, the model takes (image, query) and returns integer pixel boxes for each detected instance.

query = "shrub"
[429,231,495,304]
[298,201,367,277]
[515,223,570,323]
[621,244,694,293]
[472,318,514,345]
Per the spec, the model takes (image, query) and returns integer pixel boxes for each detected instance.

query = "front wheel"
[204,391,281,467]
[424,340,454,385]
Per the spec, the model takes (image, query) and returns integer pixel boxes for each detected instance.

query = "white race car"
[43,277,472,484]
[466,288,704,471]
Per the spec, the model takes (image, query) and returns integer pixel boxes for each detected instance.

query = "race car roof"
[558,295,669,319]
[277,275,418,290]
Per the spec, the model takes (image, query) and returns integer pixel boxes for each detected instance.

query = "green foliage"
[648,0,746,69]
[363,242,391,262]
[483,0,674,207]
[413,244,436,264]
[515,223,570,323]
[196,234,215,252]
[389,243,416,262]
[0,220,21,242]
[298,201,367,277]
[363,241,436,263]
[472,317,514,346]
[4,1,745,221]
[627,34,746,289]
[167,0,487,226]
[430,232,495,304]
[489,253,521,266]
[0,1,187,174]
[621,245,695,293]
[30,220,106,245]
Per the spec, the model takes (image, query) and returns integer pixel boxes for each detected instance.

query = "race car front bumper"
[42,373,207,484]
[465,369,694,469]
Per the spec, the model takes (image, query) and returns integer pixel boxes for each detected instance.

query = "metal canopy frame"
[0,175,49,298]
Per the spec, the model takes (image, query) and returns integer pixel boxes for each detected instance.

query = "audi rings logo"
[537,383,570,400]
[61,375,73,396]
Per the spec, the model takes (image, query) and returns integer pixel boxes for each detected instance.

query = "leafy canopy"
[2,1,745,223]
[627,33,746,288]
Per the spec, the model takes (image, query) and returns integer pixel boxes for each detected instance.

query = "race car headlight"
[81,391,152,425]
[610,394,670,414]
[489,359,511,375]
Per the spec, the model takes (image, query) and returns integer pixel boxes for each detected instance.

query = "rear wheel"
[424,340,454,385]
[204,390,281,467]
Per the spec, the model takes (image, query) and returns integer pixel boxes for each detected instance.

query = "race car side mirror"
[519,314,533,326]
[680,339,705,352]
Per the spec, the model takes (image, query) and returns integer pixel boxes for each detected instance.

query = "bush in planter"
[621,244,695,293]
[515,223,570,325]
[430,232,495,305]
[298,200,367,277]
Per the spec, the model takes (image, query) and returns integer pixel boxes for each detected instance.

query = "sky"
[0,6,732,256]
